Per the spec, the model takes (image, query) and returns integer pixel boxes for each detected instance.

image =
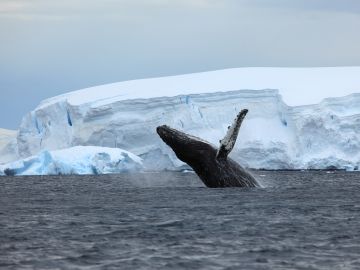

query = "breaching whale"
[156,109,260,188]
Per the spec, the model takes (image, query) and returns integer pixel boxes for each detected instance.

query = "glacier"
[1,67,360,174]
[0,146,142,176]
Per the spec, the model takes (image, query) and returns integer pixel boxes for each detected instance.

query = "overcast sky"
[1,0,360,129]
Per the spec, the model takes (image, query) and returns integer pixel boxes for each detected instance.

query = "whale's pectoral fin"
[216,109,248,160]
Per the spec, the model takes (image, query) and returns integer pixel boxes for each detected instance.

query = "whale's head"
[156,125,216,165]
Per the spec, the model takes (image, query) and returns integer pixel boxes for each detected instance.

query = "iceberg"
[2,67,360,173]
[0,146,142,176]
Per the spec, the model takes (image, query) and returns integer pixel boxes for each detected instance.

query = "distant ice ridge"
[3,67,360,173]
[0,146,142,176]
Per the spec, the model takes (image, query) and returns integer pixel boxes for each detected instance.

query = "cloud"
[0,0,226,21]
[243,0,360,14]
[0,1,28,13]
[5,0,358,24]
[2,0,359,18]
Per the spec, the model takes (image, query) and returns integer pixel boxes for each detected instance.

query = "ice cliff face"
[0,129,18,164]
[15,87,360,171]
[291,95,360,170]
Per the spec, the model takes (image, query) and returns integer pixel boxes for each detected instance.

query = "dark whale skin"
[156,125,260,188]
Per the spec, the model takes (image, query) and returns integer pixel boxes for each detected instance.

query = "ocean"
[1,171,360,269]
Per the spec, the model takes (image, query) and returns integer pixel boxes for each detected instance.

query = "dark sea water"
[1,171,360,270]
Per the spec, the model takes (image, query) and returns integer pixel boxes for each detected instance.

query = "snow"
[0,146,142,176]
[38,67,360,108]
[3,67,360,174]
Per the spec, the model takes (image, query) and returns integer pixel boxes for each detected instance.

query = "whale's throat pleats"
[216,109,248,160]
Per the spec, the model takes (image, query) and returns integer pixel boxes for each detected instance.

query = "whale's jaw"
[156,125,187,146]
[156,125,215,165]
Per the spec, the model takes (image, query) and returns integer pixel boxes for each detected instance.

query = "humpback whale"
[156,109,260,188]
